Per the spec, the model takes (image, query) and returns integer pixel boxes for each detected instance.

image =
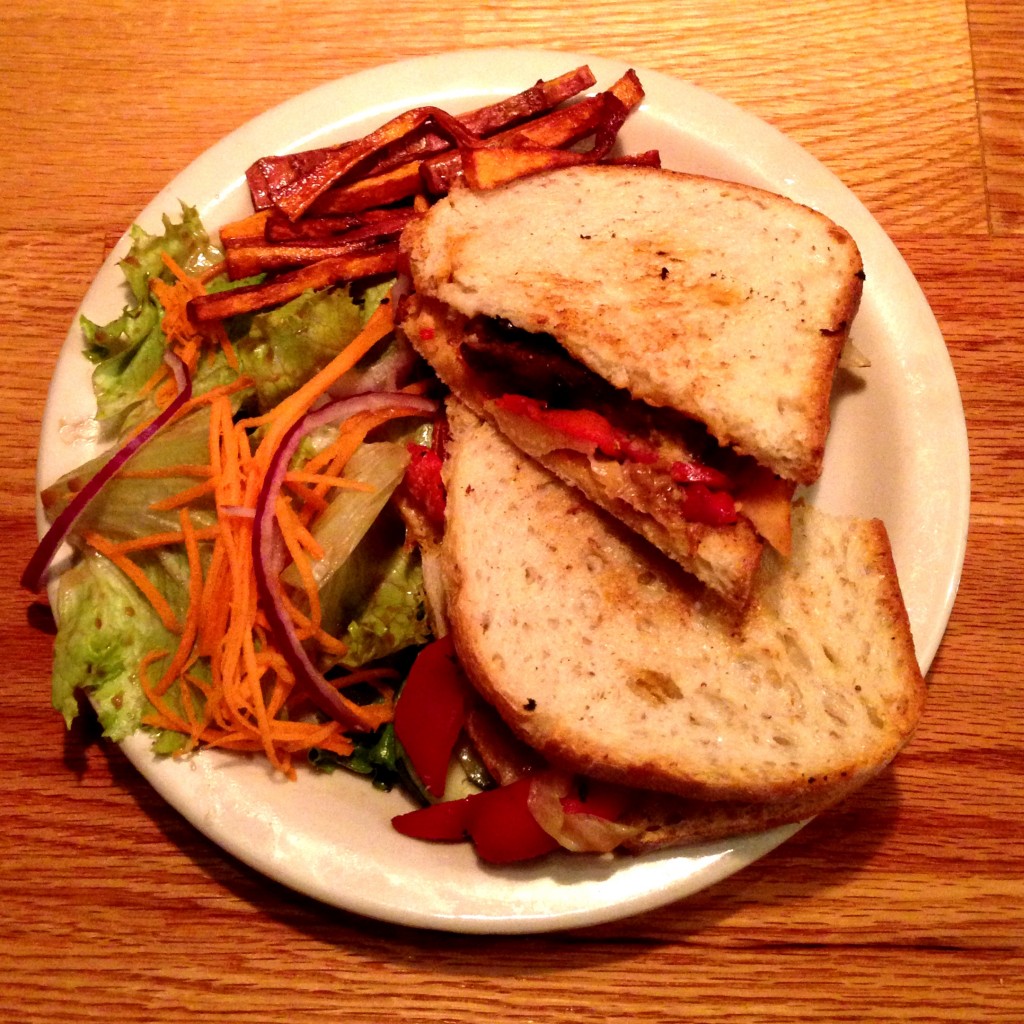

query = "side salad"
[33,205,440,784]
[26,66,653,862]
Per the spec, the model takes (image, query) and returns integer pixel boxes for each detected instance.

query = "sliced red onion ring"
[22,352,192,592]
[252,391,436,731]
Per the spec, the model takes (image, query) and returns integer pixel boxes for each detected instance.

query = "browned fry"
[367,65,597,177]
[606,68,645,108]
[246,142,358,211]
[422,69,646,194]
[422,96,607,193]
[263,206,415,243]
[225,212,414,278]
[459,65,597,137]
[264,212,363,243]
[271,106,485,220]
[309,160,425,216]
[218,210,272,249]
[461,147,593,190]
[246,67,597,213]
[188,248,400,321]
[606,149,662,168]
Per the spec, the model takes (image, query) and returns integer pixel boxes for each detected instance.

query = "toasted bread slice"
[402,164,863,484]
[441,402,925,806]
[405,294,765,605]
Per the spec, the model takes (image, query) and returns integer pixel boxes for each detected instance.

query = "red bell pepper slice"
[391,774,630,863]
[465,778,561,864]
[536,407,622,456]
[616,434,659,464]
[669,459,734,490]
[391,779,558,861]
[678,482,738,525]
[392,795,474,841]
[495,393,622,456]
[403,443,446,528]
[393,635,471,798]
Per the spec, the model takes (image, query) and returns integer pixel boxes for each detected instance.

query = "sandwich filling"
[421,308,796,551]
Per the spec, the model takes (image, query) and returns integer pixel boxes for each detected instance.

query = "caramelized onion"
[527,771,642,854]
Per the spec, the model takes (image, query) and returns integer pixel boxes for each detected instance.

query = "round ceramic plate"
[35,48,969,934]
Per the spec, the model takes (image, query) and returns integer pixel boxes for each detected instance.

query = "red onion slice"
[252,391,436,731]
[22,352,193,592]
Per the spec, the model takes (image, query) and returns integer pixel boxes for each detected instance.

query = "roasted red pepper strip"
[495,393,656,461]
[466,778,561,863]
[535,407,622,455]
[678,482,738,525]
[403,443,446,527]
[393,635,470,797]
[392,780,557,861]
[392,795,474,841]
[669,459,734,490]
[392,775,629,862]
[496,392,619,447]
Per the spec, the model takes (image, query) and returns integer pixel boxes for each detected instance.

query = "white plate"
[35,48,969,934]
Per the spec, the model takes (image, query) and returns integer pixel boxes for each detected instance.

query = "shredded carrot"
[147,476,219,512]
[94,525,220,554]
[283,595,350,657]
[85,532,182,634]
[283,470,376,493]
[150,253,238,375]
[283,481,330,516]
[293,405,409,525]
[198,259,228,285]
[166,375,254,424]
[93,280,429,778]
[151,508,205,697]
[275,497,325,561]
[275,495,325,636]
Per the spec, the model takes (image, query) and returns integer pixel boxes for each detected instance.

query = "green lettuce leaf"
[335,542,431,669]
[52,550,178,741]
[236,281,389,413]
[83,203,223,427]
[309,723,403,790]
[40,407,218,545]
[120,204,222,305]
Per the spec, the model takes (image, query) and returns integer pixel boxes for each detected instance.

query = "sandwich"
[422,400,926,854]
[397,164,865,606]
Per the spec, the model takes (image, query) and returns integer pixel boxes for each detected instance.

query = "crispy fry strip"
[188,248,399,321]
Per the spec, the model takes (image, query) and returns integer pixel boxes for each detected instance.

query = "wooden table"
[3,2,1022,1021]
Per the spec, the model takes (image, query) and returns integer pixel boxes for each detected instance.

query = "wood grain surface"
[2,2,1022,1022]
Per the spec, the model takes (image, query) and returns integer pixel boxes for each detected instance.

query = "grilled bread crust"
[403,294,764,605]
[441,402,925,808]
[402,164,864,484]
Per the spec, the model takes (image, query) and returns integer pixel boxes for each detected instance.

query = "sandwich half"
[438,401,925,846]
[399,164,864,606]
